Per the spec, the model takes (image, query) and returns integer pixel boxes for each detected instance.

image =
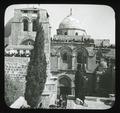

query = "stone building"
[5,7,115,103]
[6,8,50,45]
[50,12,99,97]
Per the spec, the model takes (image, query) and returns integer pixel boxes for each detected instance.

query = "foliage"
[92,64,115,97]
[24,16,47,108]
[99,67,114,97]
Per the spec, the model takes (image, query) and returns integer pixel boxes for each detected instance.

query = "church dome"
[59,15,81,29]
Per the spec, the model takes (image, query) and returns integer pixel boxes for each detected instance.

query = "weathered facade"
[5,8,115,106]
[50,13,99,97]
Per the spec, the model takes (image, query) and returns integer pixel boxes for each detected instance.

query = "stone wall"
[5,57,30,105]
[5,57,57,107]
[5,57,29,81]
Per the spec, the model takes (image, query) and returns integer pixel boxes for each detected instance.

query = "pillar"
[72,53,76,70]
[29,22,32,32]
[58,53,61,70]
[57,87,60,97]
[71,80,75,96]
[71,87,75,96]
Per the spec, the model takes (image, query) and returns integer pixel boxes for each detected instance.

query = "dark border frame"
[1,0,119,113]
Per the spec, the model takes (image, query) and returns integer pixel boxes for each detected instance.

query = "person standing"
[75,64,86,105]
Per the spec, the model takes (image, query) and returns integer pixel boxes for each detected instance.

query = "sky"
[5,4,115,44]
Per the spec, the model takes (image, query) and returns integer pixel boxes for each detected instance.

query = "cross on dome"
[70,8,72,16]
[59,8,82,29]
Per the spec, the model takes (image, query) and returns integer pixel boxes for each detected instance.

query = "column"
[71,87,75,96]
[29,22,32,32]
[57,53,61,70]
[54,79,58,93]
[57,87,60,96]
[72,53,76,70]
[71,80,75,96]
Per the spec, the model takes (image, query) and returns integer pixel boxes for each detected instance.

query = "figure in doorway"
[59,95,67,109]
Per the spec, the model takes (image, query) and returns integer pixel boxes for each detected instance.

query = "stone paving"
[10,96,114,109]
[66,97,113,109]
[73,100,111,109]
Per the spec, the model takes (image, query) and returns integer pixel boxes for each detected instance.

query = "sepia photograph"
[4,4,115,109]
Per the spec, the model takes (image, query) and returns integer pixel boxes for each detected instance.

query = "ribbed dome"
[59,15,81,29]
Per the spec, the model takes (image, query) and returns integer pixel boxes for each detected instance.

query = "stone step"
[10,96,30,109]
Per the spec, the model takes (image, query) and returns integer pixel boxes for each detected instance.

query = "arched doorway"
[58,76,71,97]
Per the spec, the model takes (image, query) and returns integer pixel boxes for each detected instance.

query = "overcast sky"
[5,4,115,44]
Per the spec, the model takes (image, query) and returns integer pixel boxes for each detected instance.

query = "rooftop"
[5,45,34,50]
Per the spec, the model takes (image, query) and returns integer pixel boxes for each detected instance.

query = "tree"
[99,67,113,97]
[24,14,47,108]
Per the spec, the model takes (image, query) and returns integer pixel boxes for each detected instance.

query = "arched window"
[28,41,31,45]
[77,50,88,64]
[23,19,28,31]
[62,53,68,62]
[32,20,37,31]
[75,32,78,35]
[64,32,67,35]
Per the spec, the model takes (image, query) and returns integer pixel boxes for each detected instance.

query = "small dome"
[59,15,81,29]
